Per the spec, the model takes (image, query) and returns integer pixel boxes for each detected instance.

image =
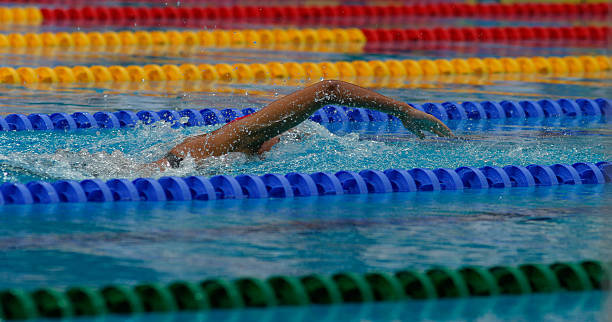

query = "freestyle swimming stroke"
[152,80,454,170]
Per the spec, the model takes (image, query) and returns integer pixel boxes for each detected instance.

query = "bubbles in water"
[0,119,609,183]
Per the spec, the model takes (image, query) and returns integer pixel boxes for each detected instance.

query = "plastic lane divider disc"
[550,164,582,185]
[133,283,177,312]
[344,107,370,122]
[363,272,405,301]
[52,180,88,203]
[26,181,60,203]
[323,105,350,123]
[1,182,34,204]
[500,101,527,118]
[536,99,562,117]
[233,278,277,307]
[421,103,448,122]
[27,114,54,130]
[0,117,9,131]
[235,174,269,198]
[432,168,464,190]
[132,178,166,201]
[199,279,245,309]
[136,110,162,125]
[200,109,224,125]
[457,266,500,296]
[5,114,33,131]
[408,168,441,191]
[331,272,374,302]
[310,172,344,195]
[80,179,114,202]
[358,169,393,193]
[158,176,192,201]
[479,166,512,188]
[575,99,601,116]
[65,286,107,316]
[571,162,605,184]
[334,171,369,194]
[518,101,544,118]
[502,166,536,187]
[184,176,216,200]
[461,101,487,120]
[479,101,506,119]
[93,112,121,129]
[383,169,418,192]
[526,165,559,186]
[70,112,97,129]
[260,174,294,198]
[441,102,468,120]
[113,111,139,127]
[285,172,319,197]
[209,175,245,199]
[178,109,205,127]
[455,167,489,189]
[595,162,611,182]
[265,275,310,305]
[166,281,210,311]
[299,275,342,304]
[106,179,140,201]
[221,108,241,123]
[557,99,583,117]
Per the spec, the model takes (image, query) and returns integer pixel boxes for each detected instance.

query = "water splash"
[0,120,610,183]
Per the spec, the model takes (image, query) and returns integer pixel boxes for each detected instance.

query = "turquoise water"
[1,184,610,289]
[47,292,608,322]
[1,183,611,320]
[0,117,610,183]
[1,20,611,322]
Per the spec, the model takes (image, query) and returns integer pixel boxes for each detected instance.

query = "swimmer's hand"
[399,109,454,139]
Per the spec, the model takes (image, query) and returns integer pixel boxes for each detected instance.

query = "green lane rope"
[0,260,609,320]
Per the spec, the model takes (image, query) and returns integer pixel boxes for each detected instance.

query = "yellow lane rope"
[0,55,609,86]
[0,7,42,25]
[0,28,367,52]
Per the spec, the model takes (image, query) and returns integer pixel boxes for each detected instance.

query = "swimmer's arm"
[165,80,453,163]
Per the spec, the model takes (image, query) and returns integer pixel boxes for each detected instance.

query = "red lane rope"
[39,3,610,26]
[363,26,610,44]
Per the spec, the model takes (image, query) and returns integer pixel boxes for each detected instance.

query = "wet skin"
[154,80,453,169]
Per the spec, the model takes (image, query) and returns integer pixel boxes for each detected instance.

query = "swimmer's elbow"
[313,79,345,105]
[316,79,343,92]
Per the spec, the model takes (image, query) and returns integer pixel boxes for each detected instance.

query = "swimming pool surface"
[1,2,611,321]
[0,117,610,183]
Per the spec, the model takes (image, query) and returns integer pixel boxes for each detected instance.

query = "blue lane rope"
[0,98,608,132]
[0,162,609,205]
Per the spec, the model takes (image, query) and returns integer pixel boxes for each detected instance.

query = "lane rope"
[3,3,605,26]
[0,260,609,319]
[0,98,609,132]
[0,161,609,204]
[0,26,607,52]
[0,55,610,86]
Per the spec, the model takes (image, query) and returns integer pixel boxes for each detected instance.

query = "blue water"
[1,184,610,289]
[0,117,610,183]
[24,292,607,322]
[1,183,611,320]
[2,16,612,322]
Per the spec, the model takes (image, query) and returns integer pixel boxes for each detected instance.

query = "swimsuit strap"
[228,114,250,123]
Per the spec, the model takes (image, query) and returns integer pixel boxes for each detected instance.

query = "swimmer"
[152,80,453,170]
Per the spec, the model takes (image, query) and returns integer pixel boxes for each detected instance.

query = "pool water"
[1,5,611,322]
[1,183,610,287]
[58,291,608,322]
[0,117,610,183]
[1,184,610,319]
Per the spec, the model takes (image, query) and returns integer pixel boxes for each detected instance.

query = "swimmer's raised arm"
[155,80,453,168]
